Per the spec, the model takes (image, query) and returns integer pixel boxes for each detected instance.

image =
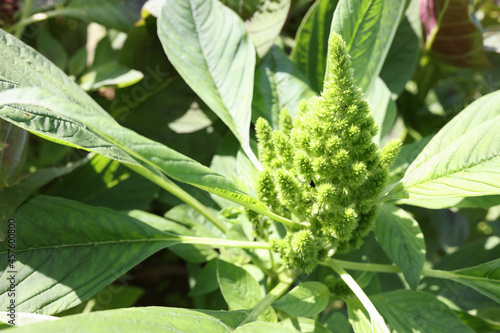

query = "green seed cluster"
[255,33,401,272]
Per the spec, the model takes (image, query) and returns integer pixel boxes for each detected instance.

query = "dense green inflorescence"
[255,33,401,273]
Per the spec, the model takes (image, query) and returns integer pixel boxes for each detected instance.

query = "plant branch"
[324,259,390,333]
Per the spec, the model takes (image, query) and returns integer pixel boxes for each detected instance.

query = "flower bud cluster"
[257,33,401,272]
[0,0,19,27]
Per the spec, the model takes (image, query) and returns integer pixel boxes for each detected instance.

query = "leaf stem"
[177,235,270,249]
[240,278,293,325]
[324,258,390,333]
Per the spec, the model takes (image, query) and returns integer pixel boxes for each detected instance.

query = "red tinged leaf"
[420,0,492,69]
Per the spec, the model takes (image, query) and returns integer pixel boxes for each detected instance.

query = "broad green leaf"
[398,195,500,210]
[0,158,85,240]
[0,195,193,315]
[0,87,277,223]
[1,307,236,332]
[365,77,397,144]
[272,282,329,318]
[189,260,219,296]
[392,91,500,201]
[126,209,218,263]
[224,0,291,58]
[292,0,339,92]
[374,204,426,290]
[377,290,475,332]
[158,0,257,164]
[217,259,263,311]
[421,0,492,69]
[443,259,500,304]
[279,317,329,333]
[0,119,28,187]
[253,45,316,128]
[235,321,299,333]
[217,259,276,322]
[330,0,406,91]
[55,0,143,32]
[379,0,421,95]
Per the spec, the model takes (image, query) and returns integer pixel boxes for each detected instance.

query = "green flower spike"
[258,32,401,273]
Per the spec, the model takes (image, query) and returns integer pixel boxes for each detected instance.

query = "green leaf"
[371,290,475,332]
[0,195,189,315]
[217,259,263,310]
[0,87,277,224]
[392,90,500,201]
[444,259,500,304]
[165,204,227,239]
[189,260,220,296]
[0,29,110,119]
[272,282,329,318]
[0,159,85,240]
[253,45,316,128]
[157,0,257,165]
[379,0,421,95]
[1,307,236,332]
[279,317,329,333]
[324,312,351,333]
[365,78,397,144]
[345,298,377,333]
[224,0,291,58]
[0,119,28,188]
[330,0,406,91]
[292,0,339,92]
[55,0,143,32]
[217,259,275,321]
[235,321,299,333]
[374,204,426,290]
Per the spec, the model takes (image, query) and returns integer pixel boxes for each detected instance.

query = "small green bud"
[380,139,402,168]
[255,118,275,166]
[279,108,293,135]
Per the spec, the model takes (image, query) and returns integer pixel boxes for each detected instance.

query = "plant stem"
[324,259,390,333]
[12,0,34,38]
[323,259,458,281]
[240,278,293,325]
[176,235,270,249]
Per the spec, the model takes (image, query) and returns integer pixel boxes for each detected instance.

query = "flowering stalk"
[253,32,401,273]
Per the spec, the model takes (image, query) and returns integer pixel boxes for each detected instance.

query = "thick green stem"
[324,259,459,281]
[240,278,293,325]
[324,259,390,333]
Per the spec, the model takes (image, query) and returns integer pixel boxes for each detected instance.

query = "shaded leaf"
[374,204,426,290]
[272,282,329,318]
[292,0,339,92]
[56,0,144,32]
[0,119,28,188]
[253,45,316,128]
[235,321,299,333]
[279,317,329,333]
